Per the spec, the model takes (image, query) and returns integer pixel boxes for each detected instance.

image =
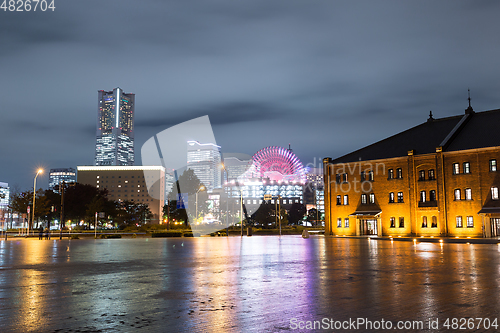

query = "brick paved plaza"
[0,236,499,332]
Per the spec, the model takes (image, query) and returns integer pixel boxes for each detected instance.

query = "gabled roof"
[446,109,500,151]
[331,108,500,164]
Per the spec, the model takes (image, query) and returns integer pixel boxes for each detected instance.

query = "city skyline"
[2,1,500,190]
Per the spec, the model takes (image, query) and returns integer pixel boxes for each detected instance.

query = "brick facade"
[324,108,500,238]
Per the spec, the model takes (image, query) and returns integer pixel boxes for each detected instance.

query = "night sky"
[1,0,500,190]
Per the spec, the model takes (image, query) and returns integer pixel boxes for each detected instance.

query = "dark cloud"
[1,0,500,189]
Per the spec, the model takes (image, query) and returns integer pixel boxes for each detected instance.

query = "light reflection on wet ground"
[0,237,499,332]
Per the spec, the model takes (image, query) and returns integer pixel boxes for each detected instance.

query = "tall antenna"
[468,88,471,108]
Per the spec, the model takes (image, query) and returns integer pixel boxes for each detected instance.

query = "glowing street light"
[31,169,43,235]
[220,163,229,237]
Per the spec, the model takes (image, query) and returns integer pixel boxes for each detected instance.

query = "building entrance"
[361,219,378,235]
[491,218,500,237]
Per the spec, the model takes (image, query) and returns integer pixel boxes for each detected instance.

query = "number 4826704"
[1,0,55,11]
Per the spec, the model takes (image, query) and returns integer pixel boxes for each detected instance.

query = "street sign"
[263,194,272,200]
[27,207,30,214]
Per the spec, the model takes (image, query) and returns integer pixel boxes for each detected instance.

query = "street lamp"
[195,185,206,223]
[32,168,43,235]
[220,163,229,237]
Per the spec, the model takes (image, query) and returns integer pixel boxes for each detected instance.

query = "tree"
[9,189,51,229]
[251,202,288,228]
[116,200,153,228]
[288,202,306,225]
[64,183,109,227]
[306,208,321,226]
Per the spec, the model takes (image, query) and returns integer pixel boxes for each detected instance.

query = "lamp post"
[240,191,243,236]
[220,163,229,237]
[195,185,206,223]
[31,169,43,235]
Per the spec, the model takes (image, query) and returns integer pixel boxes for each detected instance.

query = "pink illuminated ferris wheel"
[248,146,306,183]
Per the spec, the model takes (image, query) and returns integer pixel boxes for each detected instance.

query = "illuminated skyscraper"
[187,141,221,191]
[95,88,135,166]
[49,168,76,192]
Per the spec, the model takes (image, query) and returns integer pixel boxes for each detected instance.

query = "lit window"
[399,217,404,228]
[454,189,461,200]
[490,159,497,172]
[431,216,437,228]
[336,195,341,205]
[456,216,463,228]
[429,190,436,201]
[420,191,426,203]
[422,216,427,228]
[388,169,394,179]
[463,162,470,174]
[390,217,395,228]
[396,168,403,179]
[369,193,375,204]
[465,188,472,200]
[397,192,404,203]
[368,170,374,181]
[453,163,460,175]
[428,169,435,180]
[97,176,100,179]
[361,194,367,204]
[466,216,474,228]
[389,192,395,203]
[337,218,342,228]
[492,187,499,200]
[342,173,348,183]
[343,195,349,205]
[344,218,349,228]
[419,170,425,181]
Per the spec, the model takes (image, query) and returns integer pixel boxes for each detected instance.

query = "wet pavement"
[0,236,499,332]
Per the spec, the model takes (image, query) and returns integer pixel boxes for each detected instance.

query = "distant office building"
[77,166,165,224]
[187,141,221,191]
[306,168,324,188]
[95,88,135,166]
[164,168,175,200]
[0,182,9,209]
[304,168,325,217]
[222,154,251,181]
[49,168,76,192]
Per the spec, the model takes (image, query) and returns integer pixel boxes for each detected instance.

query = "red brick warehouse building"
[323,100,500,238]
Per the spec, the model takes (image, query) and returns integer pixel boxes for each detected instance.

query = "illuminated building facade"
[0,182,9,209]
[224,146,306,214]
[304,167,324,215]
[49,168,76,192]
[187,141,221,191]
[222,155,251,181]
[324,103,500,238]
[95,88,135,166]
[77,166,165,224]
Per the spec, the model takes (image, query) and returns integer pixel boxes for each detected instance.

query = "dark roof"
[331,108,500,164]
[446,109,500,151]
[332,115,462,163]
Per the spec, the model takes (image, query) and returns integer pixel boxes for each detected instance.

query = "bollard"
[247,226,252,237]
[302,229,310,238]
